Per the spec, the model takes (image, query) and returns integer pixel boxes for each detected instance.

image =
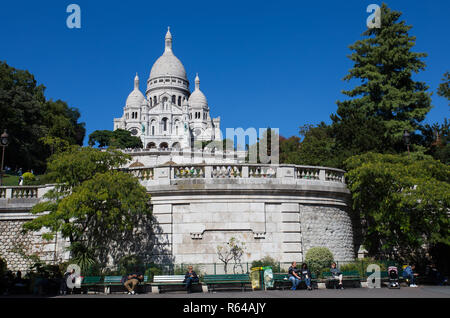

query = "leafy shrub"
[145,266,163,280]
[118,255,145,275]
[22,172,35,185]
[251,256,281,273]
[305,247,334,275]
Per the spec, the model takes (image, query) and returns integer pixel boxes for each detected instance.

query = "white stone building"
[114,28,222,150]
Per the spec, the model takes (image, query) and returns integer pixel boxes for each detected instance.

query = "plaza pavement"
[48,285,450,298]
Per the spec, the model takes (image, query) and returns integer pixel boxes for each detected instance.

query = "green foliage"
[345,152,450,260]
[419,119,450,164]
[67,242,97,273]
[0,61,85,173]
[305,247,334,276]
[145,265,163,280]
[118,255,145,274]
[23,146,151,266]
[251,256,281,273]
[296,123,339,167]
[88,129,143,149]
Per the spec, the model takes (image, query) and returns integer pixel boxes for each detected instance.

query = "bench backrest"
[203,274,250,282]
[104,276,122,283]
[342,271,360,277]
[82,276,102,284]
[153,275,185,283]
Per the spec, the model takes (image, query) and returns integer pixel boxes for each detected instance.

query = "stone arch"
[172,142,181,150]
[159,142,169,149]
[147,142,156,149]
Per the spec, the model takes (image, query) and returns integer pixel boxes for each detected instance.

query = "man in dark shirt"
[288,261,301,290]
[184,266,199,294]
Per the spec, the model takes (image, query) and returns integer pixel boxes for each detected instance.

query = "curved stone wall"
[139,164,355,265]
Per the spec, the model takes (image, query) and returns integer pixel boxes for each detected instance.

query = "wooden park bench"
[103,275,150,294]
[322,270,361,288]
[202,274,251,292]
[80,276,103,294]
[151,275,200,294]
[273,273,318,290]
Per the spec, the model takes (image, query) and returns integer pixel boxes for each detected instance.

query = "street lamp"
[403,130,410,157]
[0,129,9,186]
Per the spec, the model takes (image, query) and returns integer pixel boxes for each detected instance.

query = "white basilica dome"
[149,27,187,81]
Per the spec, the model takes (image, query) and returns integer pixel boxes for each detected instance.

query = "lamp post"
[403,130,410,158]
[0,129,9,186]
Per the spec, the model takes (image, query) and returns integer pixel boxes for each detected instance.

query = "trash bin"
[250,267,263,290]
[263,266,273,290]
[251,266,273,290]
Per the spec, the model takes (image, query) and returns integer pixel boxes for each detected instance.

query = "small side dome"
[126,73,145,107]
[188,73,208,107]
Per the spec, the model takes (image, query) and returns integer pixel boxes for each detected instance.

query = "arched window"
[172,95,176,104]
[178,96,181,106]
[149,98,152,107]
[153,96,157,105]
[162,118,168,131]
[151,119,156,135]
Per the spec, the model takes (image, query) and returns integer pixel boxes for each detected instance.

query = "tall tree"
[23,146,152,265]
[345,152,450,261]
[0,61,85,173]
[331,4,432,160]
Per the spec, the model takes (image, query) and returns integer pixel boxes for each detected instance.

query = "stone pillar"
[280,203,302,262]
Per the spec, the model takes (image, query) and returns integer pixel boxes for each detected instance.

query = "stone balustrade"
[0,185,55,202]
[123,163,346,184]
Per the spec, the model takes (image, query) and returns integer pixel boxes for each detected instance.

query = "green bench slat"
[81,276,102,285]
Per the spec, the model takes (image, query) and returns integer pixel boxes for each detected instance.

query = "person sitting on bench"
[124,273,144,295]
[288,261,301,290]
[330,262,344,290]
[300,263,313,291]
[184,266,199,293]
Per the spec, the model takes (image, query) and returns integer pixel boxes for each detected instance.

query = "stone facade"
[146,164,355,265]
[0,164,356,272]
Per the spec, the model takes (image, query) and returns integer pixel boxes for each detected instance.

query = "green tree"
[297,123,338,167]
[23,146,151,265]
[0,61,85,173]
[345,152,450,261]
[331,3,432,161]
[88,129,143,149]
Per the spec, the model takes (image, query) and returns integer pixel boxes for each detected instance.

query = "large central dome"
[149,27,187,81]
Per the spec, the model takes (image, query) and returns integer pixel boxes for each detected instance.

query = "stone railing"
[125,167,155,181]
[123,163,346,184]
[0,185,55,200]
[0,186,39,199]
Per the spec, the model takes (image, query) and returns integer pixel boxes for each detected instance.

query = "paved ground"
[47,285,450,298]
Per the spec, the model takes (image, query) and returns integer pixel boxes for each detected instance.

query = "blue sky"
[0,0,448,144]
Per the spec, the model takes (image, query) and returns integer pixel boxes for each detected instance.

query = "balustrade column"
[242,166,249,178]
[319,169,326,181]
[205,166,212,179]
